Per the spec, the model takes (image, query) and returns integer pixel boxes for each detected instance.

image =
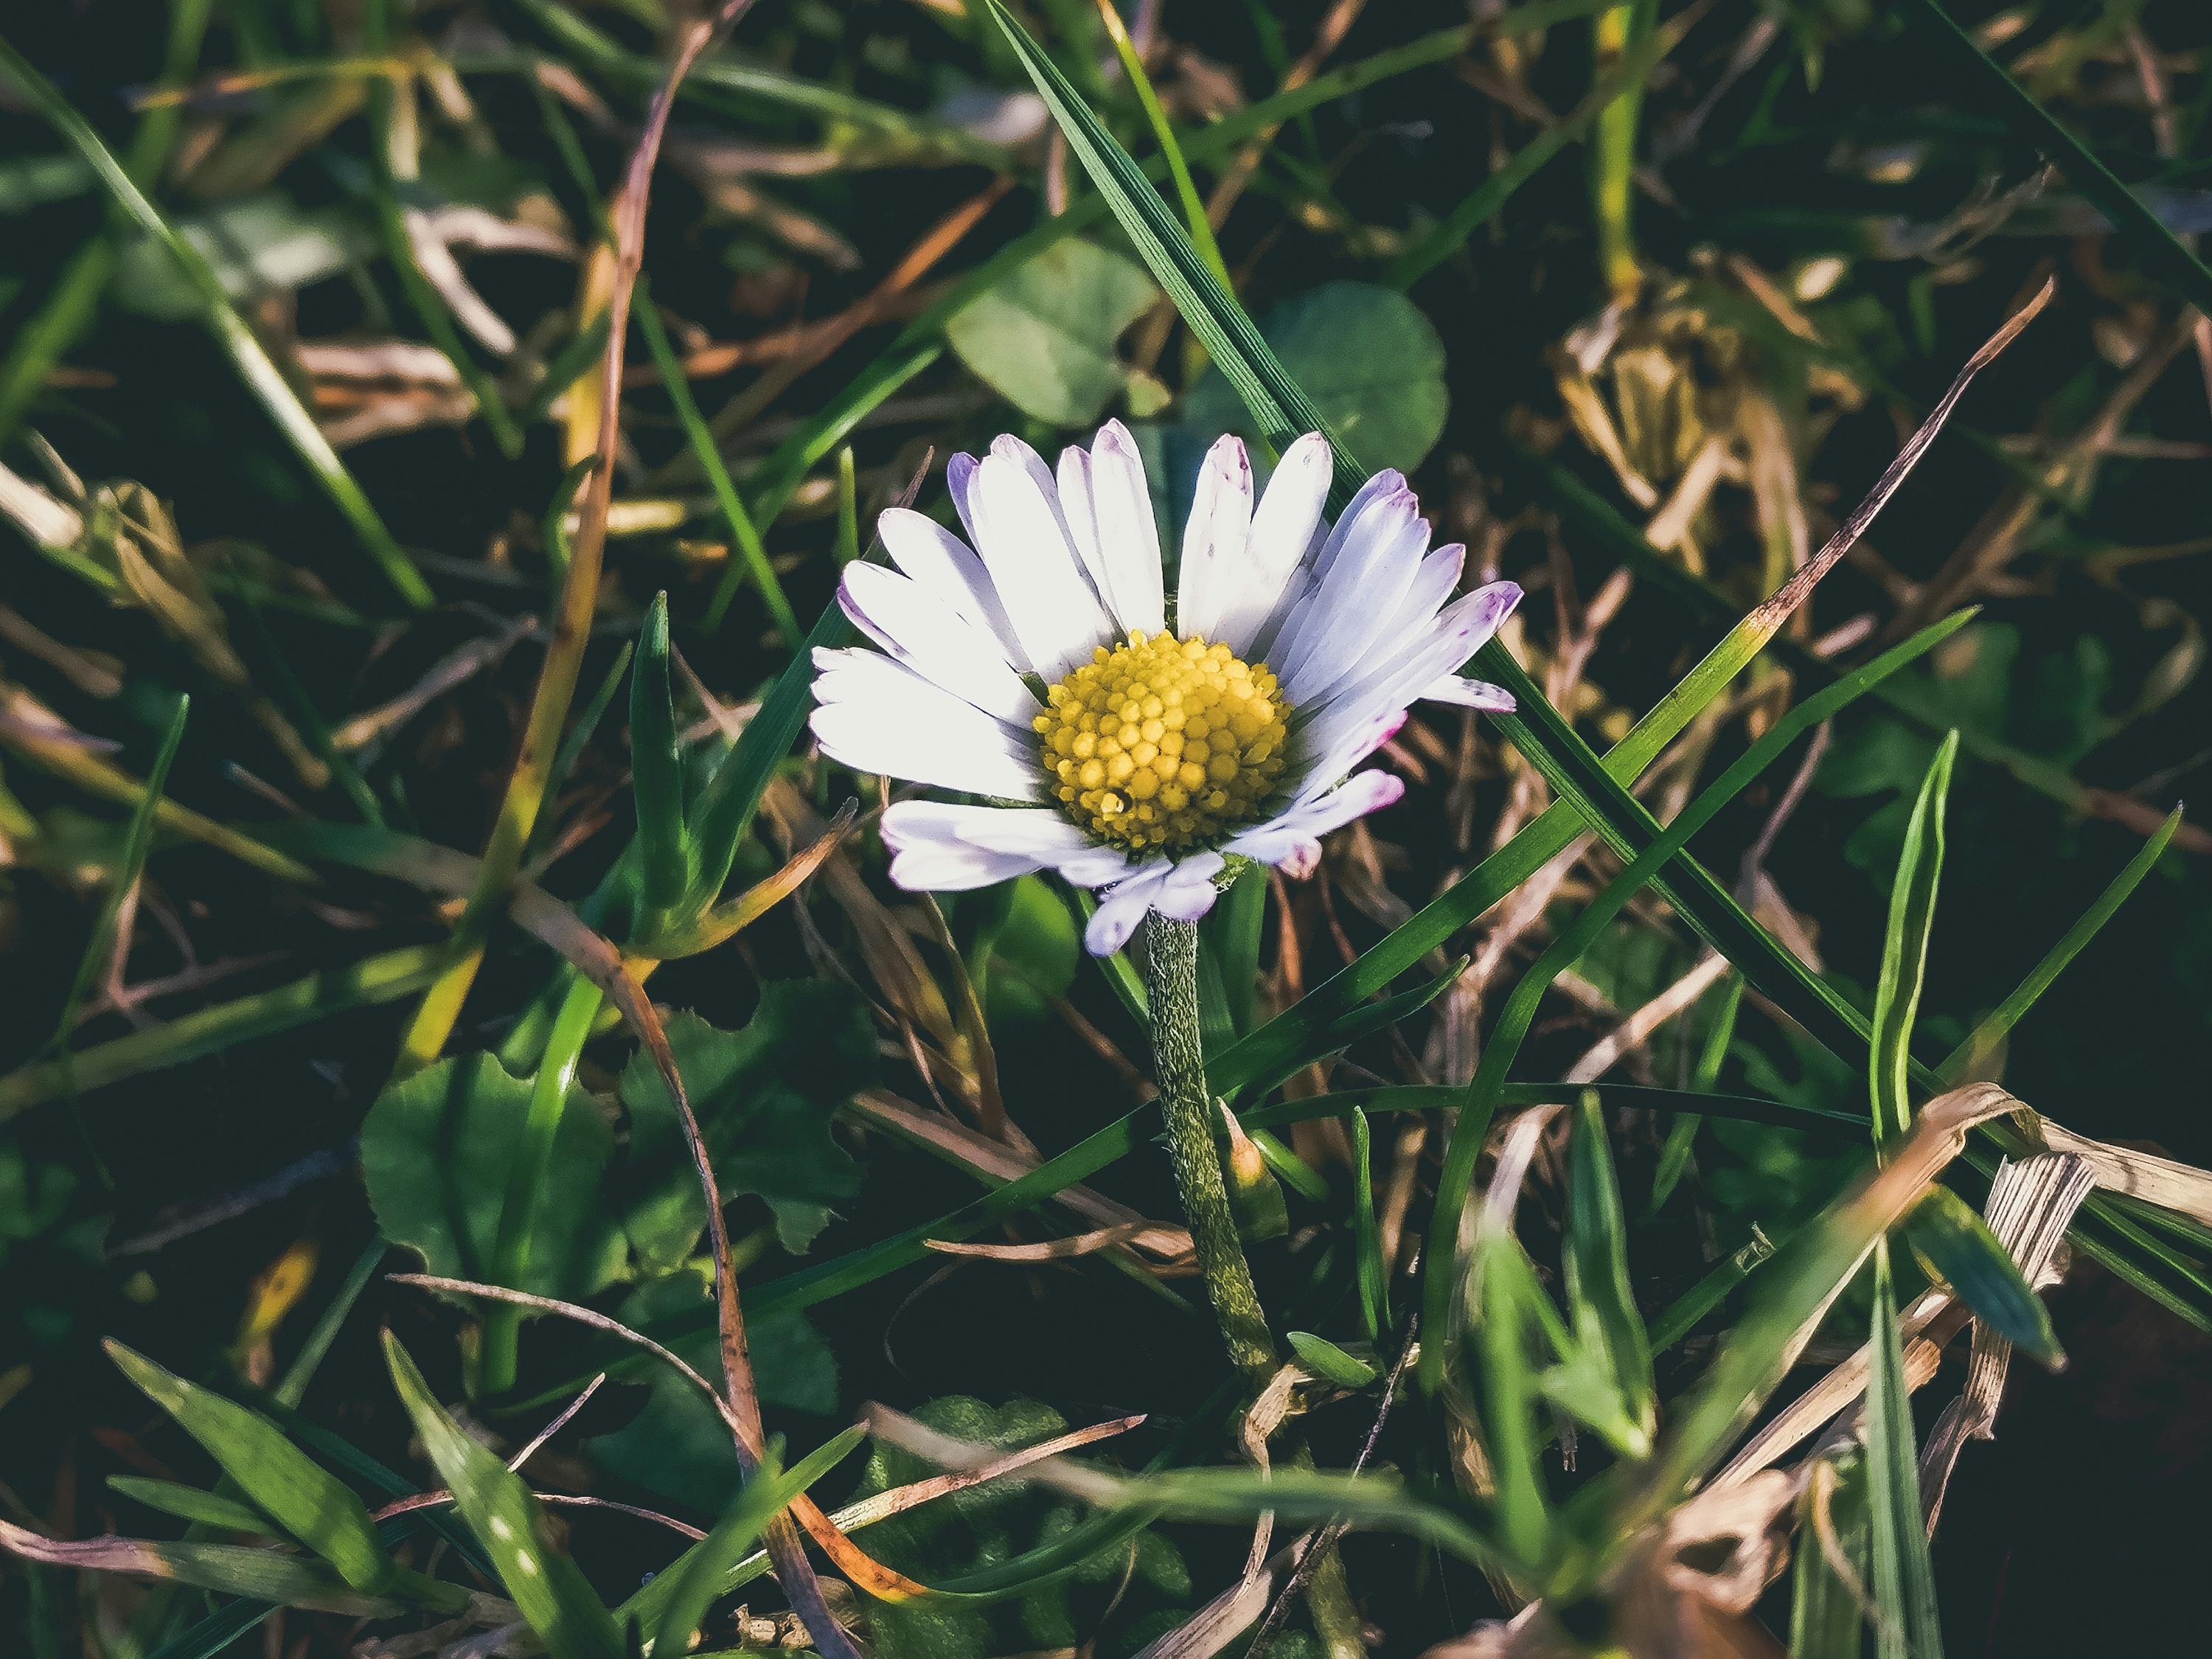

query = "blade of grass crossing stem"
[1350,1105,1388,1341]
[1091,0,1233,294]
[635,288,801,647]
[630,593,693,928]
[980,0,1342,472]
[1939,807,2181,1083]
[0,39,431,609]
[1649,969,1742,1214]
[1387,1,1697,291]
[1865,1243,1944,1659]
[51,695,188,1052]
[633,1425,869,1653]
[105,1343,395,1594]
[383,1333,622,1659]
[1871,733,1958,1157]
[106,1480,272,1536]
[1904,0,2212,319]
[1567,1090,1656,1438]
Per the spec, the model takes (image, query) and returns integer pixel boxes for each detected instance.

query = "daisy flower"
[809,422,1522,954]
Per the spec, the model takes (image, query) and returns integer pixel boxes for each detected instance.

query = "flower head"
[810,423,1521,953]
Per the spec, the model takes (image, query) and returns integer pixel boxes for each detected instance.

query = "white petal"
[1308,468,1408,585]
[876,507,1029,671]
[1227,771,1405,870]
[1176,434,1252,644]
[969,451,1113,681]
[1211,431,1332,655]
[810,653,1039,799]
[883,838,1046,891]
[1289,707,1408,804]
[883,800,1133,889]
[1304,580,1523,734]
[1152,851,1227,922]
[946,451,983,545]
[1054,444,1113,615]
[838,563,1037,726]
[1087,420,1166,637]
[1085,863,1174,955]
[1278,490,1431,702]
[1421,675,1517,712]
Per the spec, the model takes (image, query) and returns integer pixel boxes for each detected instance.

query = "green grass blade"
[1903,0,2212,319]
[630,592,692,921]
[1905,1188,2062,1368]
[0,37,432,610]
[1649,969,1742,1214]
[1565,1090,1656,1439]
[1386,1,1696,291]
[1940,807,2182,1082]
[978,0,1342,471]
[1789,1450,1869,1659]
[1350,1105,1388,1341]
[1871,733,1959,1156]
[105,1341,394,1594]
[1091,0,1233,294]
[635,288,801,648]
[1865,1243,1944,1659]
[383,1334,622,1659]
[640,1426,867,1658]
[106,1479,274,1537]
[1476,1240,1554,1571]
[51,694,189,1053]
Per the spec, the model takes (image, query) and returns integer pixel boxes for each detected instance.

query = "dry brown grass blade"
[0,1518,398,1617]
[1919,1151,2096,1535]
[922,1220,1168,1262]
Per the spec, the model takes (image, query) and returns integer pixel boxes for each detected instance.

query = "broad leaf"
[945,237,1160,426]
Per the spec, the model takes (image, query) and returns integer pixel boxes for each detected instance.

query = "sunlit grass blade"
[1350,1105,1388,1340]
[107,1478,274,1537]
[0,37,432,610]
[1871,733,1958,1156]
[1940,807,2181,1082]
[1865,1242,1944,1659]
[1474,1239,1556,1573]
[383,1333,622,1659]
[1091,0,1232,293]
[105,1341,395,1594]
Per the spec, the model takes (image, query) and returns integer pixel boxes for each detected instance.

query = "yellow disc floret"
[1033,632,1290,852]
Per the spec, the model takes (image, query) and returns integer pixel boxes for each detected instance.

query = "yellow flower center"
[1033,632,1290,852]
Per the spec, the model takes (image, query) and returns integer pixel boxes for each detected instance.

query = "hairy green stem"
[1143,915,1276,1385]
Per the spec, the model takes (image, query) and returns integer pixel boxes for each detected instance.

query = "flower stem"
[1142,914,1275,1387]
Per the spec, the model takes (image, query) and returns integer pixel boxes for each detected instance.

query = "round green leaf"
[945,237,1161,427]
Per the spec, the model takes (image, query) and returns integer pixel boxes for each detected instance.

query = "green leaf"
[105,1341,394,1594]
[1905,1187,2062,1368]
[1865,1244,1944,1659]
[107,1478,275,1537]
[614,991,868,1266]
[383,1334,623,1659]
[1286,1331,1378,1391]
[112,194,373,321]
[1870,732,1958,1155]
[983,874,1081,1025]
[1475,1239,1554,1571]
[1186,282,1449,473]
[1564,1091,1655,1451]
[644,1426,869,1659]
[360,1053,626,1301]
[630,592,692,920]
[945,237,1161,426]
